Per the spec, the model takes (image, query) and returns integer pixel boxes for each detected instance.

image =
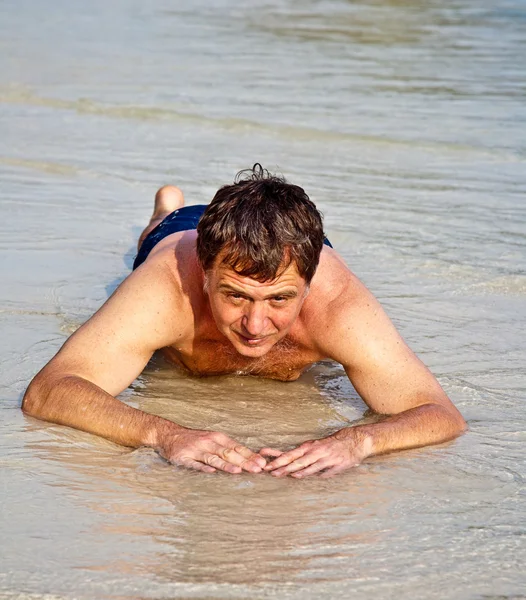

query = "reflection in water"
[27,425,386,588]
[135,356,369,446]
[19,359,390,589]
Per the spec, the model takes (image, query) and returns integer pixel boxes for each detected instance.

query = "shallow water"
[1,0,525,598]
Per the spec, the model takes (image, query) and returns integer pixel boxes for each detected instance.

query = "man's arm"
[23,254,265,474]
[263,272,466,478]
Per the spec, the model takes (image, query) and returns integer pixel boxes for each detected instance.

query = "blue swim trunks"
[133,205,207,270]
[133,204,332,270]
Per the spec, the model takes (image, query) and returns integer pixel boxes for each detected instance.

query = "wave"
[1,84,522,161]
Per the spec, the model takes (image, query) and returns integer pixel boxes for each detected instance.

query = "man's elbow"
[453,410,468,437]
[413,400,467,441]
[22,374,50,418]
[437,402,467,439]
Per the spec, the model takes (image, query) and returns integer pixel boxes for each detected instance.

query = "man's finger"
[203,452,243,474]
[291,458,332,479]
[180,458,217,474]
[231,444,267,470]
[258,447,283,458]
[270,456,316,477]
[217,444,265,472]
[268,451,322,477]
[264,445,311,472]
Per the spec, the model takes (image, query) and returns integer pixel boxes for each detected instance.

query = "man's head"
[197,164,326,356]
[197,164,324,283]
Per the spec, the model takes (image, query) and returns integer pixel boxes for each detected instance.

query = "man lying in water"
[22,165,466,478]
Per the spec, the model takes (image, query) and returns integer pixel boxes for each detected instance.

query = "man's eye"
[229,293,244,300]
[272,296,287,303]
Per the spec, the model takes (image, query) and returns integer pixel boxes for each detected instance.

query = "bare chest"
[162,338,320,381]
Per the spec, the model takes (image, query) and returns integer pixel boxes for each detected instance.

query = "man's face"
[204,262,309,358]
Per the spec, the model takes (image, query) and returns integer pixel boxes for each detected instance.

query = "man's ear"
[203,272,210,294]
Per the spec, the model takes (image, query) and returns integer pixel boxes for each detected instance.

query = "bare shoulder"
[304,246,401,364]
[304,246,373,327]
[105,244,194,342]
[305,247,453,415]
[96,233,205,350]
[44,237,199,396]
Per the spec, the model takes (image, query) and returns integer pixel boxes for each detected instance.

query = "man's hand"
[259,427,373,479]
[156,427,267,474]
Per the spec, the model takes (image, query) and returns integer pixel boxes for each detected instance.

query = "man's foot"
[138,185,185,250]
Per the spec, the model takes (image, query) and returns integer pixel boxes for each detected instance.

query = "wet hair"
[196,164,325,283]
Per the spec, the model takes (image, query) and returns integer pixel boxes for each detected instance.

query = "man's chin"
[235,345,270,358]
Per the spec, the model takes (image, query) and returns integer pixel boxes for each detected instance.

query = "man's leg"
[137,185,185,250]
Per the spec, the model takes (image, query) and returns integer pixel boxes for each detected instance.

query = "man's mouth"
[234,332,268,346]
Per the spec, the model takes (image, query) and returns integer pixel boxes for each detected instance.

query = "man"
[22,165,466,478]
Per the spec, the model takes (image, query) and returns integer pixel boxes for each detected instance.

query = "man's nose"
[242,303,267,336]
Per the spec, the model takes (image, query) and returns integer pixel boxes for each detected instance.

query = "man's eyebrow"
[218,283,244,292]
[267,290,298,299]
[217,283,298,299]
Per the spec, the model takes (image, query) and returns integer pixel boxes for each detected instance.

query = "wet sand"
[1,1,525,598]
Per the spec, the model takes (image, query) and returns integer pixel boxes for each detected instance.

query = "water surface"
[1,1,525,598]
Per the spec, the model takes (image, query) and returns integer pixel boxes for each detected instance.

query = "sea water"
[1,0,525,598]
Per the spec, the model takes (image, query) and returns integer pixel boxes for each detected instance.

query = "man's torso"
[140,230,351,380]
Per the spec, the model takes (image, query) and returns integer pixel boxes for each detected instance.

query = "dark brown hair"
[196,164,325,283]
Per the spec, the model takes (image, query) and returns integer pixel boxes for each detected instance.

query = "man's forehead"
[212,262,305,290]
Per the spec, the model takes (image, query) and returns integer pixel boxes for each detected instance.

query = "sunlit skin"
[204,263,309,359]
[22,184,467,479]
